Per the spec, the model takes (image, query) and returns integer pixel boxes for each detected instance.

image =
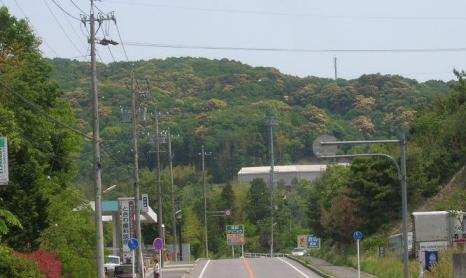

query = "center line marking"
[199,259,211,278]
[276,257,310,278]
[242,257,256,278]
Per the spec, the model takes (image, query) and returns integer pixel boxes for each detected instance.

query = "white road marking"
[199,259,211,278]
[276,257,310,278]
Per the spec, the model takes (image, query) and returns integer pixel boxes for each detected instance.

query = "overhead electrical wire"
[123,41,466,54]
[114,20,129,61]
[51,0,87,49]
[0,79,92,140]
[42,0,84,55]
[104,0,466,21]
[50,0,81,21]
[11,0,61,56]
[69,0,85,14]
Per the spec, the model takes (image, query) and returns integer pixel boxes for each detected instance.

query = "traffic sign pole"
[357,239,360,278]
[132,249,135,278]
[353,231,363,278]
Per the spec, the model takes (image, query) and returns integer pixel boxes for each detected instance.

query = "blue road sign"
[128,238,139,250]
[353,231,363,241]
[153,237,163,250]
[307,235,321,249]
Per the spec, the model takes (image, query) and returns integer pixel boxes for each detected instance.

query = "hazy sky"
[3,0,466,81]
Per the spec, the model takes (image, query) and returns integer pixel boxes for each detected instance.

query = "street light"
[103,184,118,194]
[313,133,409,278]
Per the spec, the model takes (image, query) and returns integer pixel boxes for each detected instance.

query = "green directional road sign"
[0,137,8,185]
[226,224,245,245]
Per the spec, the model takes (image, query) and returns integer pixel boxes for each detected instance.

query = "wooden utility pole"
[168,130,178,261]
[130,75,145,276]
[154,112,164,267]
[89,1,104,275]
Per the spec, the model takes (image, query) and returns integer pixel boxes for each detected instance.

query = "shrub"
[0,245,42,277]
[17,250,62,278]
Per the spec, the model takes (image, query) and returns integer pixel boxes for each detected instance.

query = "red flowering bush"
[15,250,62,278]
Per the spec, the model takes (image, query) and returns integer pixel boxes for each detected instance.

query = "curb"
[285,255,335,278]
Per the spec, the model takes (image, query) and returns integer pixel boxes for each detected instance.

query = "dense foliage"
[45,42,465,258]
[0,7,96,277]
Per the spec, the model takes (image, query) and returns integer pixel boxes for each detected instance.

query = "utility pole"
[81,2,117,277]
[168,129,178,261]
[154,111,164,267]
[130,75,144,276]
[199,145,211,258]
[334,57,338,80]
[267,117,277,258]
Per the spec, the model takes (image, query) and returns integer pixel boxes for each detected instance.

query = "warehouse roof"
[238,164,348,175]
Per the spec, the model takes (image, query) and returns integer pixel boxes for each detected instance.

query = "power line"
[124,41,466,54]
[0,79,92,140]
[69,0,85,14]
[114,20,129,61]
[42,0,84,55]
[50,0,81,21]
[51,0,87,49]
[104,0,466,21]
[11,0,61,56]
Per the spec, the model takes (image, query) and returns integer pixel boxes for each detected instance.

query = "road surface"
[188,257,322,278]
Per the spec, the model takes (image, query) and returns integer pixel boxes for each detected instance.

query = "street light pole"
[317,133,410,278]
[267,117,277,258]
[201,145,208,258]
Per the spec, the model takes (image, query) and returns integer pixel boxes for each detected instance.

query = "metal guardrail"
[243,252,288,258]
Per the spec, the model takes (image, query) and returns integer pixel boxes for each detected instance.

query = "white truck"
[104,255,121,276]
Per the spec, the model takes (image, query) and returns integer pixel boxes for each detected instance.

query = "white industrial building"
[237,164,347,186]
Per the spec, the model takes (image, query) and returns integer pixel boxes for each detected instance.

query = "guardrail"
[243,252,288,258]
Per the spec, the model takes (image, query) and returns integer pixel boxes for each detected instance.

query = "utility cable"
[104,0,466,21]
[0,79,93,140]
[50,0,81,21]
[69,0,85,14]
[12,0,61,56]
[114,20,129,61]
[43,0,84,55]
[124,41,466,54]
[51,0,87,49]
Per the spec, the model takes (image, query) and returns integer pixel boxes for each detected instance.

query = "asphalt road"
[188,257,322,278]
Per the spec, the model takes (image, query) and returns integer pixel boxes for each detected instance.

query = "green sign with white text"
[226,224,245,245]
[0,137,8,185]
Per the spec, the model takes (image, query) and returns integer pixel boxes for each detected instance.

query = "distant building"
[237,164,347,186]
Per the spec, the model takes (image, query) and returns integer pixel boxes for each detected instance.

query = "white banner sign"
[0,137,8,185]
[120,199,136,258]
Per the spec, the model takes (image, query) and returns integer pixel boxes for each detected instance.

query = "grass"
[308,243,420,278]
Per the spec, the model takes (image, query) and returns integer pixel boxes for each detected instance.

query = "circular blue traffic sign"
[128,238,139,250]
[353,231,363,241]
[153,237,163,250]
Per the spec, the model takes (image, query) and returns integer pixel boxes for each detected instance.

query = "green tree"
[246,178,269,223]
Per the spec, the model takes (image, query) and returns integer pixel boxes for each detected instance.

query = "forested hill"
[47,57,452,183]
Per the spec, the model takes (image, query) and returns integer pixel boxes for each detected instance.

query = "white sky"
[3,0,466,81]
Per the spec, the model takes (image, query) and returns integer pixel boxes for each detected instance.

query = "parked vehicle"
[104,255,121,275]
[113,264,140,278]
[291,247,307,256]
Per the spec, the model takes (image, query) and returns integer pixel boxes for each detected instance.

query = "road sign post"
[353,231,363,278]
[128,238,139,278]
[153,237,164,278]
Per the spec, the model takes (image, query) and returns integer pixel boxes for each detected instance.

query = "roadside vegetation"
[0,3,465,276]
